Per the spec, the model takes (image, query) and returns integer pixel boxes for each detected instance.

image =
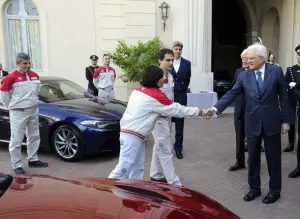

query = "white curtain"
[26,19,42,70]
[7,19,23,69]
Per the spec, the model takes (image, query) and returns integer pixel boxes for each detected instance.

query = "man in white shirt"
[171,41,191,159]
[150,48,183,186]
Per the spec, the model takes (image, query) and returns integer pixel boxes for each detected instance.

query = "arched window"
[5,0,42,71]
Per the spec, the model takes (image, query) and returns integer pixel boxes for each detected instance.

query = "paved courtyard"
[0,109,299,219]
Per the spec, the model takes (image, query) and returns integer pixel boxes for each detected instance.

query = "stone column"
[279,0,295,69]
[250,31,258,44]
[172,0,213,92]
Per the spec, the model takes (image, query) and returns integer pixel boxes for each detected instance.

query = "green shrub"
[111,37,164,83]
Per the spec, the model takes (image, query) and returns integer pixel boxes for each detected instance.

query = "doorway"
[212,0,249,97]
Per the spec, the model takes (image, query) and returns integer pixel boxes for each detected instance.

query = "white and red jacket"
[93,66,116,89]
[120,87,203,140]
[161,71,174,100]
[0,70,40,109]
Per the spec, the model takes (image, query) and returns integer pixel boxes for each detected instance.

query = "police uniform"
[285,45,300,178]
[85,55,99,96]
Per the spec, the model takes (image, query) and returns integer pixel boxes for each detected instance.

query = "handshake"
[201,108,217,119]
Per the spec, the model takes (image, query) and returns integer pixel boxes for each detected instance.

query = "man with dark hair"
[150,48,183,186]
[0,52,48,174]
[108,65,203,180]
[93,54,116,104]
[171,41,191,159]
[85,55,99,96]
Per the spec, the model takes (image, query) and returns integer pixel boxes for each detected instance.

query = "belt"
[10,108,25,112]
[10,105,38,112]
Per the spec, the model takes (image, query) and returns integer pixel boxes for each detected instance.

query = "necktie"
[256,71,263,93]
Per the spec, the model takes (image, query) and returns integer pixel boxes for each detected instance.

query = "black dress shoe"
[262,193,280,204]
[283,143,295,152]
[28,160,48,168]
[229,162,245,171]
[176,152,183,159]
[288,167,300,178]
[243,190,261,202]
[14,167,25,174]
[150,177,167,183]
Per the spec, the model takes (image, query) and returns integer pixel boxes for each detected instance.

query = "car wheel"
[51,125,84,162]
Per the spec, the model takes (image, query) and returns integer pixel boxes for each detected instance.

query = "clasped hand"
[202,108,216,119]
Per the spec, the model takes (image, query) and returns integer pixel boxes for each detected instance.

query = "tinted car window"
[39,80,86,103]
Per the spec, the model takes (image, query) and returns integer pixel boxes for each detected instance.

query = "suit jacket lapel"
[260,65,272,96]
[177,58,185,75]
[249,70,259,96]
[171,67,177,79]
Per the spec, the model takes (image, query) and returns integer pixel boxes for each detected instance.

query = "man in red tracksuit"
[0,53,48,174]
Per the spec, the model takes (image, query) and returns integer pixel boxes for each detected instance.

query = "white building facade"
[0,0,299,100]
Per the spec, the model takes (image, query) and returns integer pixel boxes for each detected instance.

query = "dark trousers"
[173,91,187,152]
[247,133,281,195]
[88,83,98,96]
[288,121,300,146]
[289,123,300,164]
[234,117,246,163]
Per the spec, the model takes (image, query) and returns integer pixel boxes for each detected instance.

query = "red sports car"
[0,174,240,219]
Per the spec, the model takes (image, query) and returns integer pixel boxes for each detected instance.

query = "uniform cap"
[295,45,300,54]
[90,55,98,60]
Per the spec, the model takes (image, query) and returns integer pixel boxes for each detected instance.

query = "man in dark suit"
[284,44,300,178]
[0,64,8,77]
[171,41,191,159]
[230,49,248,171]
[205,43,289,204]
[230,50,265,172]
[85,55,99,96]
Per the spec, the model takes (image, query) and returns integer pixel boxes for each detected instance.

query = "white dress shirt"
[173,58,181,73]
[254,64,265,82]
[0,71,3,77]
[212,64,266,113]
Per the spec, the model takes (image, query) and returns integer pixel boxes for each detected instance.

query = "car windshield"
[39,80,86,103]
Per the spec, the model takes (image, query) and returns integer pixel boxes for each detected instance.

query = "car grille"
[115,185,171,201]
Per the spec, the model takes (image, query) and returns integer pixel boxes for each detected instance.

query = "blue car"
[0,76,126,162]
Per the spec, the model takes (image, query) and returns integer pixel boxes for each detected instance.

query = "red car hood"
[0,174,240,219]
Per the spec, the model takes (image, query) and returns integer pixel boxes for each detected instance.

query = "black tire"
[51,125,84,162]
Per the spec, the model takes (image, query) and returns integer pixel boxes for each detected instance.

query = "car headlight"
[80,120,118,129]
